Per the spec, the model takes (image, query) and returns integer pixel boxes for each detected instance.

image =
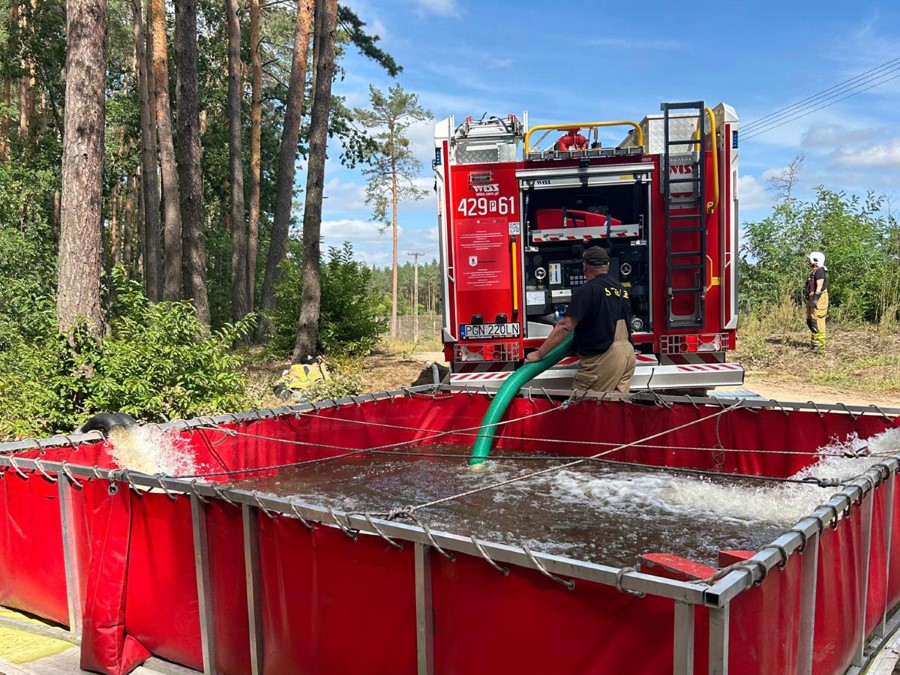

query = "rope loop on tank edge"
[211,484,239,508]
[615,567,645,597]
[287,500,315,530]
[22,438,43,454]
[766,543,789,569]
[152,473,179,501]
[328,507,359,540]
[744,559,768,586]
[363,513,404,549]
[121,470,145,497]
[8,456,30,480]
[523,544,574,590]
[60,435,79,451]
[33,459,58,483]
[869,404,895,423]
[254,494,276,519]
[415,516,455,561]
[470,535,509,576]
[836,402,859,421]
[188,480,209,504]
[790,526,810,553]
[818,503,841,529]
[60,462,84,489]
[811,513,827,536]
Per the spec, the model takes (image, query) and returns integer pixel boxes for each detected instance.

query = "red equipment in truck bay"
[433,102,743,391]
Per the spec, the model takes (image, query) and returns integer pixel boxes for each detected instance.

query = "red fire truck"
[433,101,744,391]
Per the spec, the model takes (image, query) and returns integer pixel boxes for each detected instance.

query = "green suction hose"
[469,334,575,466]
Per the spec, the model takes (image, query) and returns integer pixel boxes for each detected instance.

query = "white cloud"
[738,175,773,210]
[371,18,389,40]
[407,118,438,164]
[832,137,900,168]
[760,166,791,182]
[412,0,460,18]
[321,218,397,245]
[801,124,881,150]
[323,176,368,212]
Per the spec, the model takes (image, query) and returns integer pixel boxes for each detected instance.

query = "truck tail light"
[455,341,520,362]
[660,333,727,354]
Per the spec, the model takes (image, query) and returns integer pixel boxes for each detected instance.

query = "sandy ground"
[723,379,899,408]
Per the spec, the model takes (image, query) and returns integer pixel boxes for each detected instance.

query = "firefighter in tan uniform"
[526,247,636,392]
[805,251,829,351]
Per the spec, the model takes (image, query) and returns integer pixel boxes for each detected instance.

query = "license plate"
[460,323,521,339]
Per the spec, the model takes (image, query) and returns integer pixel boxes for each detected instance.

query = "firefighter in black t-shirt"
[525,246,636,392]
[805,251,829,351]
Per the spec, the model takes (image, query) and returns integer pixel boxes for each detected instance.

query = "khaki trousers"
[806,289,829,349]
[572,320,636,393]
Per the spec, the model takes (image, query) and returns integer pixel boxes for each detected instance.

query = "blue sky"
[318,0,900,267]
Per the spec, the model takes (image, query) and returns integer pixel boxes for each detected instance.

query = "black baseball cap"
[583,246,610,267]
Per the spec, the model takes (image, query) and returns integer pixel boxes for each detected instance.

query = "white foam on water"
[491,426,900,529]
[107,425,197,476]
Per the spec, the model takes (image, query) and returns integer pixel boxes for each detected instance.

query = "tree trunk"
[58,0,106,336]
[17,2,34,137]
[174,0,210,323]
[110,179,120,266]
[226,0,250,322]
[257,0,313,338]
[124,173,135,272]
[134,0,161,300]
[292,0,336,363]
[149,0,183,300]
[247,0,262,311]
[0,77,8,160]
[390,152,398,337]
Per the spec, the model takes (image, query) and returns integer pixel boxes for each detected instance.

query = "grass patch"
[734,306,900,396]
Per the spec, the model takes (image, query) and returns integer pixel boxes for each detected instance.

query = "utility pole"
[408,251,424,343]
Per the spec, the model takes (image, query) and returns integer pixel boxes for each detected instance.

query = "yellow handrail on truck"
[524,120,644,154]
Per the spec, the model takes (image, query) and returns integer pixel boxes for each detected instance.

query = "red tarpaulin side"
[0,473,68,624]
[206,499,251,675]
[17,441,118,467]
[814,507,864,675]
[79,481,151,675]
[496,398,895,477]
[176,395,488,479]
[1,395,898,675]
[727,553,802,675]
[257,516,417,675]
[173,397,899,481]
[430,550,676,675]
[865,487,888,637]
[125,493,202,671]
[888,482,900,611]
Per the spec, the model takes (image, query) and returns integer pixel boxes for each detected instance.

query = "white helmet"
[808,251,827,269]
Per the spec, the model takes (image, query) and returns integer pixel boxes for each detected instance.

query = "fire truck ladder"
[662,101,707,329]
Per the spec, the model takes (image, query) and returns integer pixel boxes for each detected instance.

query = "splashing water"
[231,426,900,567]
[107,425,197,476]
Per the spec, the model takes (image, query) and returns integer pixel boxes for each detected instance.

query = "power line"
[743,56,900,133]
[743,68,900,140]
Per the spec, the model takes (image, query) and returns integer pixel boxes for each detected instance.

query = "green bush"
[0,267,253,439]
[740,187,898,323]
[270,241,386,357]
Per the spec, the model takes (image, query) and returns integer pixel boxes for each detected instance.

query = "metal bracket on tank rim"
[470,534,509,576]
[523,544,575,589]
[615,567,646,597]
[328,507,359,540]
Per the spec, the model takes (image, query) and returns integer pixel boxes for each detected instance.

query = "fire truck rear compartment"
[523,181,651,337]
